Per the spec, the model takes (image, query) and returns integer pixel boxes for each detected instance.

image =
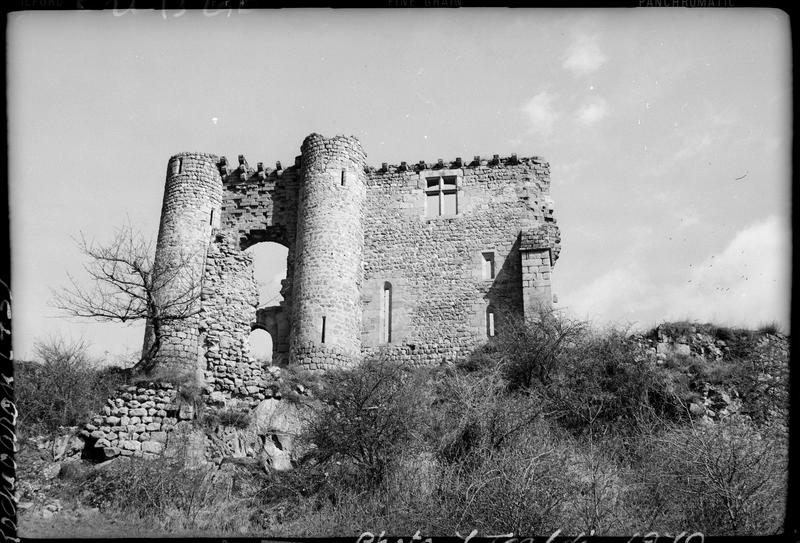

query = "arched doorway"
[249,328,273,364]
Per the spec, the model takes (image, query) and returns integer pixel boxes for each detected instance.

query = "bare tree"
[52,222,202,374]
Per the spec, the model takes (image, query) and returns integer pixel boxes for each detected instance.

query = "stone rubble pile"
[631,324,789,428]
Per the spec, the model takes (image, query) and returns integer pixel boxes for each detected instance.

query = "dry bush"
[15,337,125,446]
[559,434,636,535]
[430,421,577,535]
[492,310,587,389]
[301,356,433,486]
[76,440,262,533]
[549,329,682,435]
[635,417,787,535]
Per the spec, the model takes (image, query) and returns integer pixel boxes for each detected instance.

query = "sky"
[7,8,792,363]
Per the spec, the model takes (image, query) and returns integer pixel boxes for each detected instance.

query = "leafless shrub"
[52,222,202,374]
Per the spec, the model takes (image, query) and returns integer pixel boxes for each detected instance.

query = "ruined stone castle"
[146,133,561,400]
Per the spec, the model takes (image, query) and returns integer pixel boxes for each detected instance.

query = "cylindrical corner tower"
[143,152,222,381]
[290,134,367,371]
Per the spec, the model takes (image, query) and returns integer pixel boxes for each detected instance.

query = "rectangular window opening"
[177,158,183,174]
[382,284,393,343]
[424,174,461,218]
[487,311,496,338]
[482,252,496,280]
[442,191,457,215]
[341,170,346,186]
[425,192,440,218]
[321,316,326,343]
[209,209,214,226]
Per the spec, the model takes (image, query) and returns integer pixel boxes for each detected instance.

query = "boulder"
[261,436,293,472]
[251,398,309,435]
[251,398,314,472]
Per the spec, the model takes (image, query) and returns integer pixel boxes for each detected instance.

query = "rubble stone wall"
[80,382,184,460]
[199,231,266,402]
[146,153,223,378]
[150,136,561,383]
[290,134,367,370]
[360,157,560,365]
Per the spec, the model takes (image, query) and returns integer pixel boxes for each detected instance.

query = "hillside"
[14,319,789,538]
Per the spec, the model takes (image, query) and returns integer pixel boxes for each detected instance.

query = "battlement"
[213,151,550,185]
[366,153,549,174]
[215,154,302,185]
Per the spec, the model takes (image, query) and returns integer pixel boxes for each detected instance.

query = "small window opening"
[486,309,496,338]
[425,175,459,218]
[209,209,214,226]
[381,282,393,343]
[482,252,495,280]
[341,170,346,186]
[171,158,183,176]
[321,316,326,343]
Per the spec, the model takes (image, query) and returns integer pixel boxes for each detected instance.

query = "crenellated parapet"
[366,153,550,174]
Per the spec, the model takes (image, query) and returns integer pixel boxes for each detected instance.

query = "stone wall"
[200,231,268,403]
[149,136,561,381]
[80,382,185,461]
[360,156,559,366]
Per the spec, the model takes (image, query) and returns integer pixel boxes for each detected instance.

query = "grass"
[757,321,781,335]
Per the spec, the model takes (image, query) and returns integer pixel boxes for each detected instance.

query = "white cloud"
[664,215,791,328]
[522,92,559,136]
[560,216,791,332]
[576,97,608,126]
[563,35,607,76]
[559,263,653,329]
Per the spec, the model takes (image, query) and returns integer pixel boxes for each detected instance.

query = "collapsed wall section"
[199,231,269,402]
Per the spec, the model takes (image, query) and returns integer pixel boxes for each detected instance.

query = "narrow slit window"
[209,209,214,226]
[482,252,495,280]
[321,316,326,343]
[486,309,496,338]
[341,170,346,186]
[171,157,182,176]
[382,282,393,343]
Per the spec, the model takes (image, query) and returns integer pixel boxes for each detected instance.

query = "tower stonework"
[290,134,367,370]
[145,153,222,380]
[147,134,560,398]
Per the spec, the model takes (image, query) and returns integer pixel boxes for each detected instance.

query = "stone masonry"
[145,134,561,399]
[79,381,184,461]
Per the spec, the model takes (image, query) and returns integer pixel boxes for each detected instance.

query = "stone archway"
[249,328,273,364]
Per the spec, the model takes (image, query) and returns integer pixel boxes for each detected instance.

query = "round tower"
[290,134,367,370]
[143,152,222,381]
